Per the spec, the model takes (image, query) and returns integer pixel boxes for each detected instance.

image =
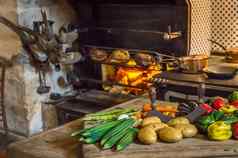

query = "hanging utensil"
[208,39,227,51]
[37,67,50,94]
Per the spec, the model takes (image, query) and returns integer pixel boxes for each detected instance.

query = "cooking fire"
[106,65,161,95]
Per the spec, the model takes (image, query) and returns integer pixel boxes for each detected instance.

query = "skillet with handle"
[203,65,238,79]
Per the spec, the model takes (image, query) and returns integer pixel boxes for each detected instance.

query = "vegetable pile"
[194,91,238,141]
[71,108,140,151]
[71,91,238,152]
[73,119,138,151]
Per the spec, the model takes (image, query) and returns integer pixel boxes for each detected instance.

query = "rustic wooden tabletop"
[7,97,238,158]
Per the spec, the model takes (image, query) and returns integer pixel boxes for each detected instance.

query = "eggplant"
[177,101,200,116]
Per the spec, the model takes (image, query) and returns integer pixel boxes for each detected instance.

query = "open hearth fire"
[103,61,161,95]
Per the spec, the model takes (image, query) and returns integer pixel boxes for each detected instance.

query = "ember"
[103,63,161,95]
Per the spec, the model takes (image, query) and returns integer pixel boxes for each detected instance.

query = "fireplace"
[72,0,211,93]
[0,0,212,134]
[45,0,211,124]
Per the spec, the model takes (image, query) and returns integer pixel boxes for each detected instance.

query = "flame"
[112,64,161,95]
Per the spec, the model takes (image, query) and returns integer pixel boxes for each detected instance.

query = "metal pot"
[178,55,209,73]
[209,39,238,63]
[226,47,238,63]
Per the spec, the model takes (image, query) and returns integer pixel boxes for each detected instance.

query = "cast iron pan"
[203,65,237,79]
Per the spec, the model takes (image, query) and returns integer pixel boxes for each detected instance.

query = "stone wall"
[0,0,21,59]
[16,0,77,136]
[0,0,77,136]
[0,0,27,135]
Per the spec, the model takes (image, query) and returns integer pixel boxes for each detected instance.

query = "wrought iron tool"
[147,86,172,122]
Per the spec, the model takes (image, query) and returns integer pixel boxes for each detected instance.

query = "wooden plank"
[82,97,238,158]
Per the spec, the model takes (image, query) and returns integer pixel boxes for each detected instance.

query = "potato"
[144,123,168,131]
[158,127,183,143]
[142,117,161,127]
[167,117,190,126]
[138,127,157,145]
[174,124,198,138]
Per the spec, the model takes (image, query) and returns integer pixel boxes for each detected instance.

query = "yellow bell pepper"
[219,105,237,114]
[208,121,232,141]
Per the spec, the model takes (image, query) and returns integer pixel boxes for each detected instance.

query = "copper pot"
[178,55,209,73]
[226,47,238,63]
[209,39,238,63]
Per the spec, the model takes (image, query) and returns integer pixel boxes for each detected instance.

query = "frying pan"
[203,65,238,79]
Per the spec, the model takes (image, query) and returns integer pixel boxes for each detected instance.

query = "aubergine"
[176,101,199,116]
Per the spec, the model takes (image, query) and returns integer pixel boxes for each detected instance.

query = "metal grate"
[189,0,211,55]
[211,0,238,51]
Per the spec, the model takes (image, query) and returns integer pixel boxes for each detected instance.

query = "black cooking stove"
[156,71,238,102]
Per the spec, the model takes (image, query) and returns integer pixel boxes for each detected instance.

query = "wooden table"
[7,119,82,158]
[7,97,238,158]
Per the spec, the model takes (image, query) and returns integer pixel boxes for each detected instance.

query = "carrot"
[156,105,177,113]
[143,104,152,112]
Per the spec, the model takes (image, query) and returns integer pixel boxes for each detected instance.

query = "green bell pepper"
[221,115,238,124]
[233,110,238,117]
[197,111,224,131]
